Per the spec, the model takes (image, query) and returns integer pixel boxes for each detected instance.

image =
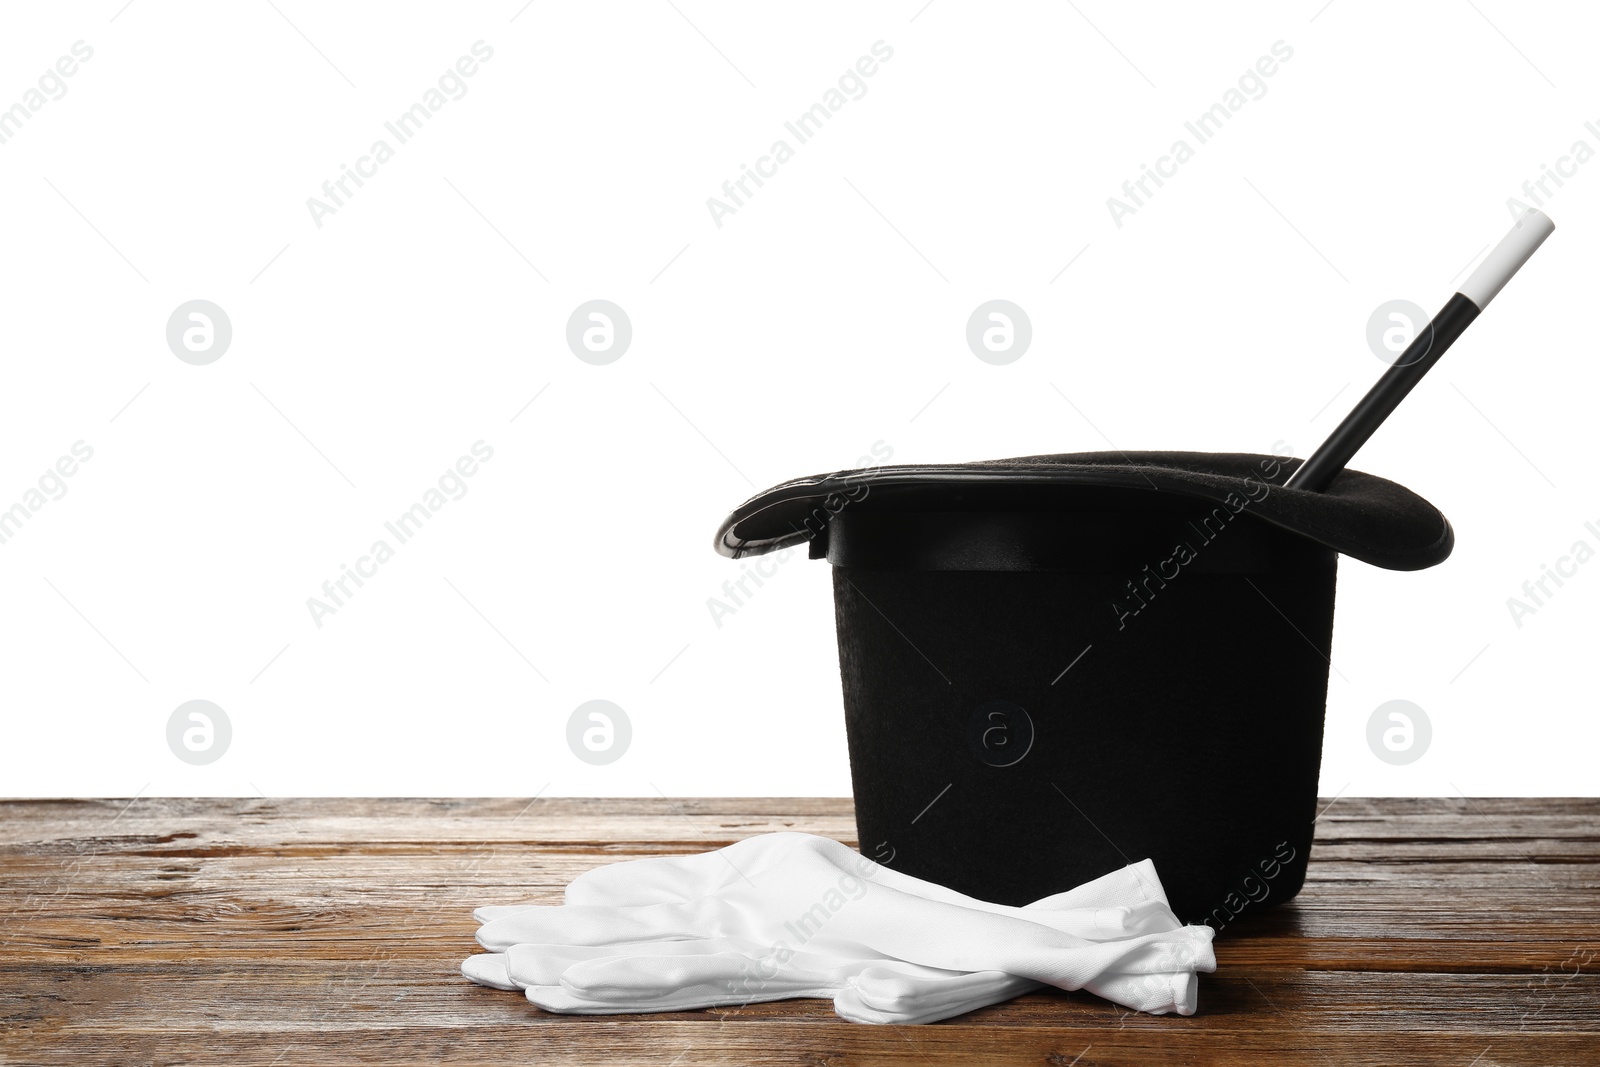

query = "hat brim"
[716,451,1453,572]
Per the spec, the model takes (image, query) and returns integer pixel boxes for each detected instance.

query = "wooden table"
[2,798,1596,1066]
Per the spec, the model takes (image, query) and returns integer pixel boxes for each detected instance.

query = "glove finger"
[560,949,775,1003]
[460,952,518,991]
[469,944,760,994]
[475,899,713,952]
[1070,926,1216,977]
[1052,924,1215,983]
[523,977,826,1016]
[1083,969,1200,1016]
[473,904,536,923]
[503,944,643,988]
[502,937,767,989]
[522,986,673,1015]
[554,950,849,1011]
[839,965,1041,1025]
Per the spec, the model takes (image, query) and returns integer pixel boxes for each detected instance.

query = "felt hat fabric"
[717,450,1452,572]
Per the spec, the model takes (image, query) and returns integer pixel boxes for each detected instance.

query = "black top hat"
[718,451,1446,925]
[715,211,1553,927]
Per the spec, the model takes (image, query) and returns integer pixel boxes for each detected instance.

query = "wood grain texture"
[1,797,1597,1066]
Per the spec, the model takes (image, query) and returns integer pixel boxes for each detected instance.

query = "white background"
[0,1,1594,799]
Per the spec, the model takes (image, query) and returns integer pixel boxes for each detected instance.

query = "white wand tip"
[1458,208,1555,310]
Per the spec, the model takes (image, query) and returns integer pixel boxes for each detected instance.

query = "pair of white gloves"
[461,832,1215,1024]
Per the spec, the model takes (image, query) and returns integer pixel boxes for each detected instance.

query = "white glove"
[465,934,1202,1023]
[462,832,1215,1022]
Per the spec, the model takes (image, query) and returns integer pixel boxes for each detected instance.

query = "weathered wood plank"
[1,798,1597,1066]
